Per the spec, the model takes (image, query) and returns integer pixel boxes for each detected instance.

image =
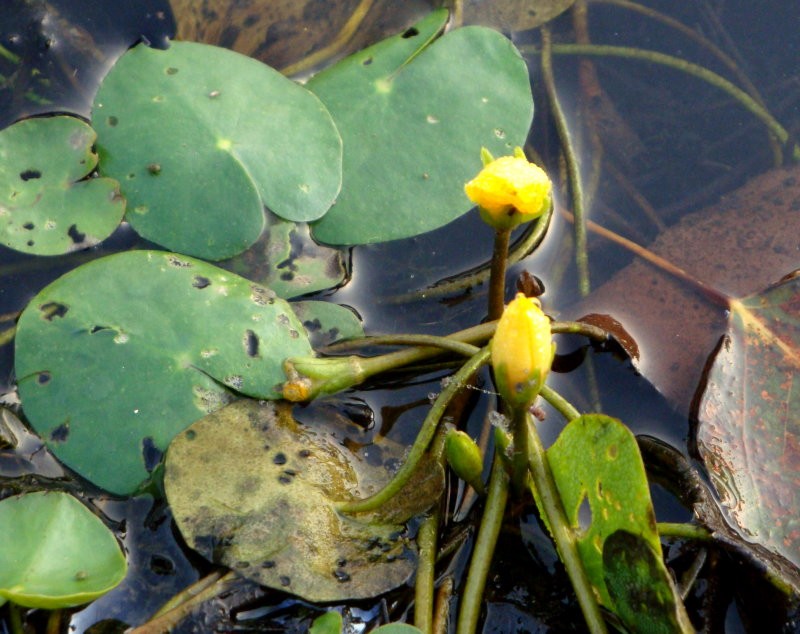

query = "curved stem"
[541,43,795,157]
[338,347,491,513]
[280,0,374,76]
[539,384,581,421]
[525,412,608,633]
[540,27,591,297]
[455,452,509,634]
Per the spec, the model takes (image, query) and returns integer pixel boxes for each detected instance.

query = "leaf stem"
[525,412,608,634]
[657,522,712,541]
[455,451,509,634]
[540,27,591,297]
[338,347,491,513]
[488,228,511,320]
[539,384,581,421]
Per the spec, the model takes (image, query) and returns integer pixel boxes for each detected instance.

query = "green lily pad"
[0,491,127,609]
[92,41,342,260]
[166,399,443,602]
[291,300,364,348]
[307,10,534,245]
[0,116,124,255]
[546,414,688,629]
[14,250,313,494]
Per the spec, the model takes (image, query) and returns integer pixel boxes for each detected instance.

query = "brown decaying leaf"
[569,164,800,413]
[462,0,577,31]
[169,0,433,71]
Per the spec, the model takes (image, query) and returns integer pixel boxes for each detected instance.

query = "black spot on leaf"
[192,276,211,289]
[50,423,69,442]
[402,27,419,38]
[68,224,86,244]
[39,302,68,321]
[244,329,260,358]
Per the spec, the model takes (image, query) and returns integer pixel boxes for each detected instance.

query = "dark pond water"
[1,0,799,631]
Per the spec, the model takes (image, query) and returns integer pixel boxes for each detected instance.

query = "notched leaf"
[0,116,125,255]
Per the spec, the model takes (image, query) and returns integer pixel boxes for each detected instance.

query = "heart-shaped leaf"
[0,491,126,609]
[695,274,800,569]
[92,41,342,260]
[14,250,313,494]
[0,116,124,255]
[166,399,443,602]
[547,414,689,630]
[307,10,534,245]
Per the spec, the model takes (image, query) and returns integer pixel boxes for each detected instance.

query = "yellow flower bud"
[464,148,552,230]
[491,293,554,408]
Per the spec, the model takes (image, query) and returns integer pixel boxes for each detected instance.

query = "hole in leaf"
[244,329,260,358]
[89,325,110,334]
[22,222,34,230]
[362,56,373,65]
[577,495,592,537]
[149,554,175,576]
[68,224,86,244]
[39,302,68,321]
[20,169,41,181]
[192,276,211,289]
[50,423,69,442]
[37,371,51,385]
[402,27,419,38]
[273,452,287,465]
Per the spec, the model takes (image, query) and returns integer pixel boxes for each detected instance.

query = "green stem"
[287,320,611,402]
[456,452,510,634]
[323,334,481,357]
[540,27,591,296]
[8,604,23,634]
[386,206,552,304]
[338,347,491,513]
[539,384,581,421]
[657,522,712,541]
[525,412,608,634]
[488,228,511,321]
[542,43,796,157]
[511,406,530,492]
[415,428,447,634]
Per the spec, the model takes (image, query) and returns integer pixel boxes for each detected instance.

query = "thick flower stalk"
[464,147,552,231]
[491,292,555,409]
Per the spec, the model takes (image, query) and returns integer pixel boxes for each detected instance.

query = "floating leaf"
[14,251,313,494]
[547,414,689,629]
[463,0,577,30]
[0,116,124,255]
[291,300,364,348]
[221,216,347,300]
[93,41,342,260]
[310,611,343,634]
[0,491,127,609]
[166,399,443,602]
[308,10,533,245]
[695,274,800,569]
[603,530,693,634]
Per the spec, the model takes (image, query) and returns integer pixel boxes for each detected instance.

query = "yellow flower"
[465,148,552,230]
[492,293,554,408]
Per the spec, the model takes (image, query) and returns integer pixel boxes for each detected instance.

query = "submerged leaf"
[308,10,533,245]
[463,0,577,31]
[93,41,342,260]
[547,415,689,629]
[695,275,800,569]
[14,251,312,494]
[166,399,443,602]
[0,116,124,255]
[0,491,127,609]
